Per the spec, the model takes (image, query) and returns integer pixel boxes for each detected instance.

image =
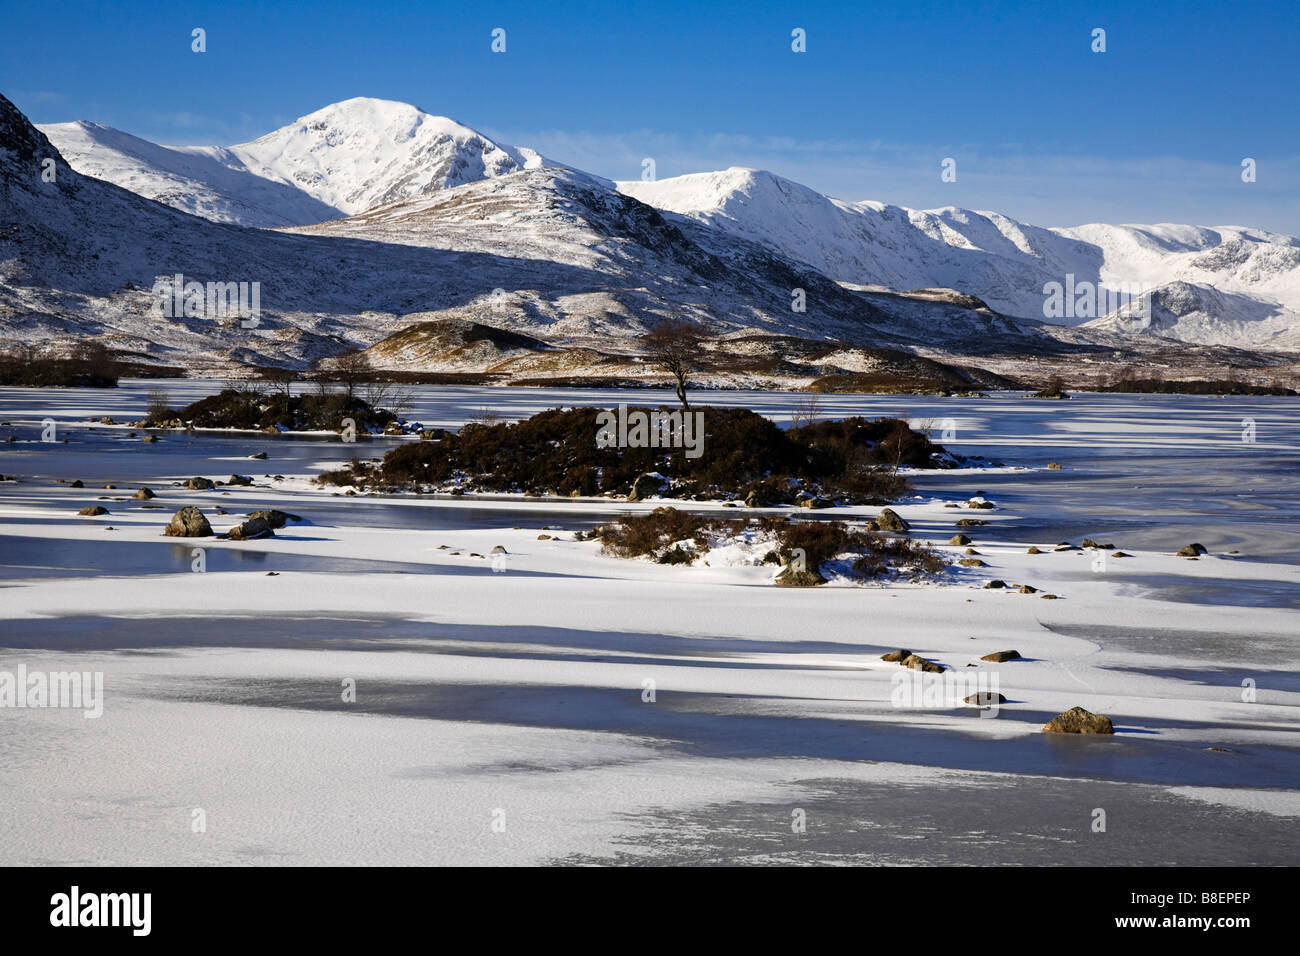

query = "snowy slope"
[4,92,1286,371]
[619,168,1300,348]
[185,97,567,216]
[37,98,1300,352]
[2,93,970,370]
[40,97,572,227]
[37,120,344,227]
[1085,280,1300,351]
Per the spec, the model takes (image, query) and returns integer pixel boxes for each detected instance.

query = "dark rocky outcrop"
[774,567,828,587]
[222,516,275,540]
[164,506,213,537]
[627,473,667,502]
[876,507,909,532]
[246,510,301,529]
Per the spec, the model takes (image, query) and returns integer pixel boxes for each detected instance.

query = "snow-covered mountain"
[618,168,1300,350]
[39,97,568,227]
[4,91,1295,377]
[36,120,343,227]
[10,92,1042,372]
[1084,280,1300,350]
[35,97,1300,352]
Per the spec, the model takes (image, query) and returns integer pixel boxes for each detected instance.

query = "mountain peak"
[181,97,555,216]
[38,96,561,225]
[257,97,477,144]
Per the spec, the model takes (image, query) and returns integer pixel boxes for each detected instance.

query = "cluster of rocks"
[162,507,302,539]
[880,648,943,673]
[983,579,1047,595]
[181,475,258,491]
[879,646,1113,730]
[794,492,833,509]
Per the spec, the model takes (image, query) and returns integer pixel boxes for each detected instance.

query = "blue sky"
[4,0,1298,231]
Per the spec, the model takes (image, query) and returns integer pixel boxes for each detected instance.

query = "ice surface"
[0,383,1296,864]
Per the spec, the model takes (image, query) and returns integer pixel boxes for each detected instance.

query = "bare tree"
[221,374,261,398]
[363,378,414,419]
[883,418,915,477]
[643,319,702,411]
[1033,374,1068,399]
[259,367,297,406]
[70,339,116,379]
[789,392,822,430]
[470,406,503,427]
[146,386,172,424]
[330,349,372,402]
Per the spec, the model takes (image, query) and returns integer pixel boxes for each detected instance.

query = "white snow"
[32,99,1300,351]
[0,383,1297,864]
[619,167,1300,348]
[39,97,567,227]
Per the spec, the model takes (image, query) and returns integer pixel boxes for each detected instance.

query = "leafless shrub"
[789,393,822,429]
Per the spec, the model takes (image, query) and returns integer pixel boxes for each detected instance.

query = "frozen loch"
[0,381,1297,865]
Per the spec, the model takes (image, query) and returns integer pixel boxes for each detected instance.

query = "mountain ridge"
[619,167,1300,349]
[34,99,1300,352]
[39,97,577,228]
[3,93,1296,384]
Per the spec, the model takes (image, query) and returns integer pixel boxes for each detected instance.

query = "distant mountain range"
[620,168,1300,350]
[3,93,1298,382]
